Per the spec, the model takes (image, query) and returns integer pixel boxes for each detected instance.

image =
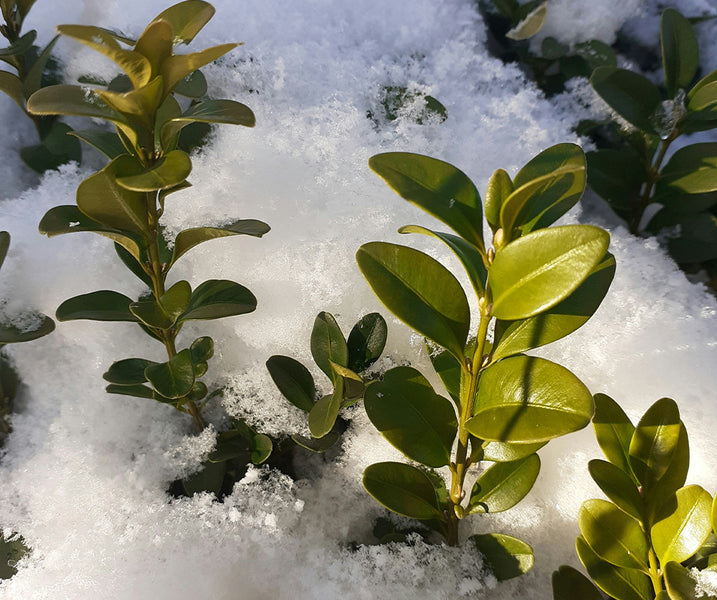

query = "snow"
[1,0,717,599]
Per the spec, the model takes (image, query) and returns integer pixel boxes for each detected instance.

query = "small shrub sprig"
[356,143,614,579]
[29,1,269,432]
[0,0,81,172]
[588,9,717,263]
[553,394,717,600]
[266,311,387,452]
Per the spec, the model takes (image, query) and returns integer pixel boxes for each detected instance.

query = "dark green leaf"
[0,231,8,270]
[467,454,540,514]
[0,70,24,111]
[56,290,137,322]
[0,533,28,581]
[105,383,154,399]
[347,312,387,373]
[0,30,35,58]
[189,336,213,363]
[69,129,126,159]
[659,143,717,195]
[668,212,717,263]
[291,432,340,453]
[551,565,604,600]
[427,343,461,406]
[468,533,535,581]
[20,121,82,174]
[116,149,192,192]
[362,462,445,521]
[266,355,315,412]
[23,34,59,98]
[161,99,255,147]
[170,219,270,266]
[114,242,152,288]
[180,279,256,321]
[590,67,661,134]
[574,40,617,70]
[587,149,645,215]
[103,358,156,385]
[145,349,194,399]
[364,366,457,468]
[588,459,643,520]
[541,37,568,60]
[0,315,54,343]
[593,393,635,475]
[356,242,470,363]
[490,225,610,321]
[485,168,513,233]
[661,8,699,98]
[174,70,207,98]
[310,312,348,382]
[467,355,594,444]
[368,152,485,251]
[181,460,226,497]
[308,382,343,439]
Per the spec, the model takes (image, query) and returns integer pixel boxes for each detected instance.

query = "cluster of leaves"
[266,311,387,452]
[587,10,717,270]
[28,1,269,433]
[355,142,614,580]
[0,0,81,172]
[553,394,717,600]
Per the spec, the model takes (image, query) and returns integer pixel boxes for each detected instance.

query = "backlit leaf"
[467,355,593,443]
[551,565,604,600]
[485,168,512,233]
[467,454,540,514]
[117,149,191,191]
[152,0,215,44]
[308,383,343,439]
[310,312,348,382]
[593,393,635,475]
[266,355,316,412]
[180,279,256,321]
[661,8,699,98]
[505,1,546,40]
[144,348,194,399]
[56,290,137,322]
[659,143,717,195]
[646,421,689,521]
[469,533,535,581]
[134,19,173,77]
[347,312,387,373]
[171,219,270,266]
[97,75,164,131]
[663,561,711,600]
[480,440,546,463]
[588,459,643,520]
[160,43,236,96]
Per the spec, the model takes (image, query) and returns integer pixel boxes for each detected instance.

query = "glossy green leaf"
[467,355,594,443]
[398,225,487,296]
[661,8,699,98]
[310,311,348,382]
[490,225,610,321]
[427,344,461,406]
[579,499,648,570]
[501,143,586,237]
[105,383,154,399]
[652,485,713,564]
[663,561,711,600]
[117,149,191,192]
[346,312,387,373]
[551,565,604,600]
[308,382,343,439]
[112,241,150,289]
[103,358,156,385]
[687,72,717,116]
[629,397,681,490]
[0,70,25,111]
[187,337,213,364]
[96,75,164,132]
[576,536,652,600]
[160,43,236,96]
[69,130,126,159]
[27,85,126,125]
[593,393,635,475]
[659,143,717,195]
[469,533,535,581]
[56,25,152,88]
[493,252,615,360]
[152,0,215,44]
[0,231,8,270]
[144,349,194,399]
[130,281,190,329]
[362,462,444,521]
[180,279,256,321]
[646,421,689,523]
[587,149,645,216]
[134,19,173,77]
[485,168,513,233]
[368,152,485,251]
[173,70,207,98]
[0,315,55,344]
[467,454,540,514]
[56,290,137,322]
[588,459,643,520]
[161,99,255,147]
[356,242,470,363]
[364,366,457,468]
[329,360,363,401]
[480,440,546,462]
[266,355,315,412]
[590,67,661,134]
[170,219,269,266]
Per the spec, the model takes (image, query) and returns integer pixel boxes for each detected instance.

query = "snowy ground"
[1,0,717,598]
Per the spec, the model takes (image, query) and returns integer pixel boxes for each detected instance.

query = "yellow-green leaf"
[116,149,191,191]
[152,0,215,45]
[0,70,25,110]
[160,43,236,96]
[134,19,173,77]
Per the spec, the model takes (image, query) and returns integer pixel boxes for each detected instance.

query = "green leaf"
[587,149,645,216]
[652,485,713,564]
[173,70,207,98]
[170,219,270,266]
[179,279,256,321]
[398,225,487,297]
[468,533,535,581]
[329,360,363,401]
[668,213,717,263]
[590,67,661,134]
[20,121,82,174]
[593,393,635,475]
[505,1,546,40]
[291,432,340,453]
[491,224,610,321]
[181,460,225,497]
[551,565,604,600]
[500,143,586,237]
[144,349,194,399]
[574,40,617,70]
[576,536,652,600]
[116,149,192,192]
[356,242,470,363]
[160,43,236,96]
[27,84,126,124]
[346,312,387,373]
[687,71,717,116]
[308,382,343,439]
[485,168,513,233]
[579,499,649,570]
[426,343,461,406]
[161,99,255,147]
[480,439,546,462]
[56,25,152,88]
[0,70,25,111]
[364,366,457,468]
[134,19,173,77]
[69,130,126,159]
[0,315,54,344]
[103,358,157,385]
[189,336,213,363]
[23,34,59,98]
[713,492,717,532]
[0,231,8,270]
[663,561,710,600]
[152,0,215,44]
[130,298,173,329]
[646,421,690,523]
[368,152,485,251]
[493,252,615,360]
[659,143,717,195]
[56,290,137,322]
[629,397,681,490]
[467,454,540,514]
[105,382,154,399]
[588,459,643,520]
[310,311,348,382]
[0,29,35,58]
[362,462,445,521]
[266,355,315,412]
[467,355,594,443]
[661,8,699,98]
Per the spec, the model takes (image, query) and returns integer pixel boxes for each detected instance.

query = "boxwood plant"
[28,1,269,433]
[553,394,717,600]
[267,311,387,452]
[356,143,615,579]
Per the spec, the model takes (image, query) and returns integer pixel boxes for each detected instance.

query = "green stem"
[647,546,663,596]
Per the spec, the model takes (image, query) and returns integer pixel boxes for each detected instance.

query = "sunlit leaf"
[152,0,215,44]
[160,43,236,96]
[116,149,191,191]
[468,534,535,581]
[659,143,717,195]
[593,393,635,476]
[505,1,546,40]
[347,312,387,373]
[308,382,343,438]
[480,439,546,463]
[134,19,173,77]
[310,312,348,382]
[588,459,643,520]
[96,75,164,131]
[485,168,512,233]
[467,454,540,514]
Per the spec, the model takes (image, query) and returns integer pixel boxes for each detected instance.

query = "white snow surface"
[0,0,716,598]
